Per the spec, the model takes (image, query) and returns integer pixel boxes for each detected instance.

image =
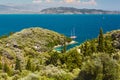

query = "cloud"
[32,0,42,3]
[64,0,75,3]
[32,0,53,3]
[32,0,97,5]
[46,0,52,3]
[82,0,97,5]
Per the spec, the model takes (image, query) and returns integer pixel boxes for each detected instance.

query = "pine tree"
[98,28,104,52]
[15,57,22,72]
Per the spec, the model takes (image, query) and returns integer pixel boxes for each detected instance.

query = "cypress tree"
[31,64,36,72]
[0,61,2,70]
[83,41,90,56]
[15,57,22,72]
[3,62,9,72]
[0,56,2,70]
[62,38,67,53]
[3,62,12,76]
[98,28,104,52]
[90,40,97,53]
[104,37,115,54]
[26,58,32,71]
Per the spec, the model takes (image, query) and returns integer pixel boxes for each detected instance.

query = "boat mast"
[71,30,73,37]
[73,27,75,37]
[70,27,77,39]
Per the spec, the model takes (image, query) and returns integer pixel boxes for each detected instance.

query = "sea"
[0,14,120,50]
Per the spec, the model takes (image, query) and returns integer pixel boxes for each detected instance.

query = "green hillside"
[0,27,71,58]
[0,27,120,80]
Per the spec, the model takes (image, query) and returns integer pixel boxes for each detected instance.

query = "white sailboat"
[70,28,77,39]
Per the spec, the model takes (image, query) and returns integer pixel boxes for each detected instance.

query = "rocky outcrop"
[111,30,120,49]
[106,30,120,49]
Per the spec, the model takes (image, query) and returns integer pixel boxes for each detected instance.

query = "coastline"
[54,40,78,48]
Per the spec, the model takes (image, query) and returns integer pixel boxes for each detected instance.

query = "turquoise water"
[55,42,79,52]
[0,14,120,50]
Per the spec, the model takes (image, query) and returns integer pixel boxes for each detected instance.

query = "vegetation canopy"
[0,27,120,80]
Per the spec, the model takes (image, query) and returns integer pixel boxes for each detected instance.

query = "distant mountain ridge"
[40,7,120,14]
[0,4,38,14]
[0,5,120,14]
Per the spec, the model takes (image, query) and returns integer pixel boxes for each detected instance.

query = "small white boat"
[70,28,77,39]
[70,36,77,39]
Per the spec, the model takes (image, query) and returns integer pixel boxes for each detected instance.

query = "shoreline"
[54,40,78,48]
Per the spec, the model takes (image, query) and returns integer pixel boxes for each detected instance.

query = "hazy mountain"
[0,5,120,14]
[40,7,120,14]
[0,4,39,14]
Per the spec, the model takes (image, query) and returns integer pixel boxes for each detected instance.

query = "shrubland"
[0,27,120,80]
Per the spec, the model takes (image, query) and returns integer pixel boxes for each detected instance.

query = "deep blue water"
[0,14,120,49]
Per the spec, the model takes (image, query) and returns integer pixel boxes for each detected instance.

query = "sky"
[0,0,120,11]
